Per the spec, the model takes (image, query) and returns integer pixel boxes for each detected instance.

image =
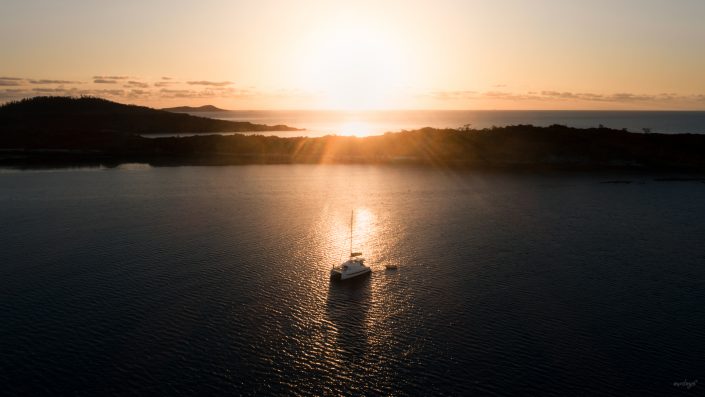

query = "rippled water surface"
[1,165,705,395]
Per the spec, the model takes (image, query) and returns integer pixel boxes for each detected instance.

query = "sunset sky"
[2,0,704,110]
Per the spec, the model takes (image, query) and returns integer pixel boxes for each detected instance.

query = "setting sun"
[336,120,375,137]
[298,22,412,110]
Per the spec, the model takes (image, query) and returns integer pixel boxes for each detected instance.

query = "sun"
[298,23,411,110]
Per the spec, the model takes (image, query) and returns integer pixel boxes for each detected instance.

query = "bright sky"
[1,0,704,109]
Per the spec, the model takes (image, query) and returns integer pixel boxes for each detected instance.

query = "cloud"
[158,88,222,98]
[94,79,118,84]
[426,89,705,104]
[482,91,541,100]
[1,82,238,102]
[159,87,253,99]
[29,79,81,84]
[124,81,150,88]
[159,89,199,98]
[93,75,129,80]
[422,89,705,108]
[154,81,178,87]
[540,91,579,99]
[0,88,32,100]
[426,90,479,100]
[161,76,172,80]
[0,77,24,86]
[0,87,81,99]
[126,89,151,99]
[218,88,256,97]
[3,87,125,98]
[537,91,682,102]
[86,89,126,96]
[32,87,76,93]
[186,80,233,87]
[609,93,658,102]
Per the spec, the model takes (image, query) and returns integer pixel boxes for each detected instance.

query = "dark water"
[1,165,704,396]
[187,110,705,137]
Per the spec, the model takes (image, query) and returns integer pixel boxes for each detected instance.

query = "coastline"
[2,125,705,172]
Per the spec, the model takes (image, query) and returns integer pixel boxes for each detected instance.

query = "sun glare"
[299,24,410,110]
[337,120,375,137]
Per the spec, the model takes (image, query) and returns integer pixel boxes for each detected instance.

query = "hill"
[162,105,229,113]
[0,97,299,134]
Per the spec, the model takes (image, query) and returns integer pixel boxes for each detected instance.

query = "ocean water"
[188,110,705,137]
[1,165,705,395]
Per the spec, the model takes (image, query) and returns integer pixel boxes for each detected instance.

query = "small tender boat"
[331,211,371,281]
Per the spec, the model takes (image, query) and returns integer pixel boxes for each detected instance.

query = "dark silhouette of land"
[162,105,229,113]
[2,96,705,171]
[0,97,299,135]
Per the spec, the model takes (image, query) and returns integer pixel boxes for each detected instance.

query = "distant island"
[162,105,229,113]
[1,96,705,171]
[0,97,300,135]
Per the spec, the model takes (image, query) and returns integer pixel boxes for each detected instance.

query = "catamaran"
[330,211,371,281]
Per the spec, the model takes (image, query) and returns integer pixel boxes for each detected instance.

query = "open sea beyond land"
[1,165,704,395]
[185,110,705,137]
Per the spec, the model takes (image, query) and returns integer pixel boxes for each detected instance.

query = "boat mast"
[350,210,353,256]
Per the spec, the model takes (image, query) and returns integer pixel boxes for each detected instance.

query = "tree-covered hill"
[0,96,299,134]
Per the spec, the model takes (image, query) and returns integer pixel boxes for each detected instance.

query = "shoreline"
[3,125,705,172]
[3,150,705,177]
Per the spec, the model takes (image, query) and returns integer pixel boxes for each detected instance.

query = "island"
[2,96,705,171]
[162,105,229,113]
[0,97,300,135]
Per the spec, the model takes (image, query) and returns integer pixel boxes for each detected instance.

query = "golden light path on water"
[216,165,469,392]
[272,195,421,391]
[336,121,376,137]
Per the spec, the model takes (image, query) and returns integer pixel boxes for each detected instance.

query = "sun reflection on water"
[351,207,374,255]
[281,201,418,392]
[336,121,376,137]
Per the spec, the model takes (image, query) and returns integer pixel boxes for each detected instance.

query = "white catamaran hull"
[330,266,371,280]
[331,210,371,281]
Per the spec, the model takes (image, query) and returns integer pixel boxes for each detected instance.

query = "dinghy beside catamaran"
[330,211,371,281]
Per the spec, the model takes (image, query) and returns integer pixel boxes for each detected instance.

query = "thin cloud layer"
[1,74,705,109]
[0,77,24,86]
[93,75,129,80]
[159,87,253,99]
[0,75,251,103]
[29,79,81,84]
[186,81,233,87]
[426,89,705,106]
[124,81,150,88]
[32,87,73,93]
